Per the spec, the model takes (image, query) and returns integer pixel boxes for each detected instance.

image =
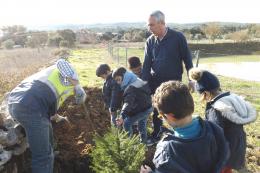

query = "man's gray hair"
[150,10,165,23]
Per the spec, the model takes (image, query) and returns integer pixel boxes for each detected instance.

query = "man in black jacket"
[142,10,194,146]
[112,67,153,143]
[96,64,122,126]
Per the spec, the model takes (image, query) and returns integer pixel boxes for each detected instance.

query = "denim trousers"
[123,107,153,143]
[8,103,54,173]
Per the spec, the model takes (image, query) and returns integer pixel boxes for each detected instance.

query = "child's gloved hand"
[74,85,87,104]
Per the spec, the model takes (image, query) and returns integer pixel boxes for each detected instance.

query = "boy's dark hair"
[153,80,194,119]
[96,64,111,77]
[128,56,141,69]
[112,67,126,79]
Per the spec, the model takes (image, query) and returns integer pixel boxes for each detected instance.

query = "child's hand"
[116,118,123,126]
[140,165,152,173]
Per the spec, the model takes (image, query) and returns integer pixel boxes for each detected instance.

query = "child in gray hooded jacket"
[189,68,257,173]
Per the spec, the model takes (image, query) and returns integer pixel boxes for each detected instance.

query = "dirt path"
[199,62,260,82]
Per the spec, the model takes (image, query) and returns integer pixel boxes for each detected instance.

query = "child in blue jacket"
[112,67,153,143]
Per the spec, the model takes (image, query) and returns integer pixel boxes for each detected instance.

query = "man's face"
[130,65,142,77]
[114,76,123,85]
[147,16,162,36]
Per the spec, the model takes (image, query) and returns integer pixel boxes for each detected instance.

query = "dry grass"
[0,48,57,100]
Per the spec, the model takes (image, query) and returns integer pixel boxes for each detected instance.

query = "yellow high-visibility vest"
[48,69,75,108]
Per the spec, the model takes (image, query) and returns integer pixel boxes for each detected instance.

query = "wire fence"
[107,42,260,83]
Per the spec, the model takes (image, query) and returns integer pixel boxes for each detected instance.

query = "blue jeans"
[123,107,153,143]
[8,103,54,173]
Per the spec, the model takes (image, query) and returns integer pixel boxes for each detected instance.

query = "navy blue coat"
[142,28,193,93]
[152,118,229,173]
[102,73,122,112]
[205,92,248,169]
[121,82,152,118]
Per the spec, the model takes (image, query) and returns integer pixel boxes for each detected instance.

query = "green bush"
[90,127,146,173]
[3,39,15,49]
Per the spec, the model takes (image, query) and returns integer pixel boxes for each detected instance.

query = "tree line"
[1,23,260,49]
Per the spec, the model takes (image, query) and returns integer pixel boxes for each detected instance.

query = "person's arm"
[179,32,193,76]
[141,41,152,82]
[178,33,195,91]
[56,59,86,104]
[120,89,136,119]
[109,81,122,113]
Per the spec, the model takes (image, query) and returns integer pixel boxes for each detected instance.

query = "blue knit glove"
[75,85,87,104]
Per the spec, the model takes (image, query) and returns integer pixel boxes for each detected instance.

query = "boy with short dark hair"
[140,81,230,173]
[128,56,142,77]
[112,67,153,143]
[96,64,122,126]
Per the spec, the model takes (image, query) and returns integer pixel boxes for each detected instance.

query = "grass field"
[0,47,259,172]
[69,48,260,172]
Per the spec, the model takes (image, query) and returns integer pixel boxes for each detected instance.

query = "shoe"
[146,137,160,147]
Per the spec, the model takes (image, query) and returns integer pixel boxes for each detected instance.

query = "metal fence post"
[125,47,128,67]
[195,50,200,67]
[117,47,119,64]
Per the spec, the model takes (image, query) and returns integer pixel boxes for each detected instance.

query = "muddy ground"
[53,87,110,173]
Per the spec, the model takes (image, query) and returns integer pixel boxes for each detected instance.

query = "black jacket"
[102,74,122,112]
[142,28,193,93]
[121,79,152,117]
[205,92,256,169]
[153,118,229,173]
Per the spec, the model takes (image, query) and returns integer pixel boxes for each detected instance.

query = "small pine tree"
[90,127,146,173]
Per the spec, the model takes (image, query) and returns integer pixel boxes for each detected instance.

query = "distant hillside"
[27,22,259,32]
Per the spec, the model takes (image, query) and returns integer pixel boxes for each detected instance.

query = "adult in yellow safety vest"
[8,59,86,173]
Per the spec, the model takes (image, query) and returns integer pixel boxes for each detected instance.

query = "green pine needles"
[90,127,147,173]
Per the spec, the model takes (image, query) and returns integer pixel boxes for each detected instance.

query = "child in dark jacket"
[112,67,153,143]
[96,64,122,126]
[128,56,142,77]
[189,68,257,173]
[140,81,230,173]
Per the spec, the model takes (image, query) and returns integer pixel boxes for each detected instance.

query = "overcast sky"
[0,0,259,27]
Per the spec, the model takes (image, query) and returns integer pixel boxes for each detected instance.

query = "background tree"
[1,25,27,46]
[226,30,250,43]
[248,24,260,38]
[57,29,76,47]
[203,22,221,43]
[47,33,63,47]
[26,32,48,48]
[2,39,15,49]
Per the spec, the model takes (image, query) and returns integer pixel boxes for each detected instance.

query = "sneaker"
[146,137,160,147]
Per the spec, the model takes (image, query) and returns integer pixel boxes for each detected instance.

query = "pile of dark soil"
[53,87,110,173]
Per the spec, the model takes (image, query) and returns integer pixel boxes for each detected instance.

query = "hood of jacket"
[212,92,257,124]
[121,71,137,90]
